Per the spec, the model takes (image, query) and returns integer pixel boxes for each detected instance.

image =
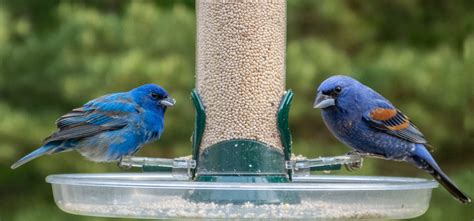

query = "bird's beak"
[160,97,176,107]
[313,92,335,109]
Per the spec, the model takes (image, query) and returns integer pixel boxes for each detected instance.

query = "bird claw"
[344,151,364,171]
[117,157,132,169]
[345,158,364,171]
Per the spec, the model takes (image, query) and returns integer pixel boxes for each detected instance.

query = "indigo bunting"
[11,84,175,169]
[314,75,471,204]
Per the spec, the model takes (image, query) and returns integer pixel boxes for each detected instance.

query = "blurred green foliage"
[0,0,472,220]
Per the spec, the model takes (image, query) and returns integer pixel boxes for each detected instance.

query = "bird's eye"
[151,93,164,100]
[334,86,342,94]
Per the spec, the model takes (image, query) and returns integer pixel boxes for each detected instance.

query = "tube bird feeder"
[193,0,290,184]
[45,0,438,219]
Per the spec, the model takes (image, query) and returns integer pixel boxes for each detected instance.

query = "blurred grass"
[0,0,473,220]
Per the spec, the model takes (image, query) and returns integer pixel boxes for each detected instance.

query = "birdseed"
[59,197,423,219]
[196,0,287,151]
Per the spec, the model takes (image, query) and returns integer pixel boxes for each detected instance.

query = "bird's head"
[131,84,175,111]
[313,75,361,110]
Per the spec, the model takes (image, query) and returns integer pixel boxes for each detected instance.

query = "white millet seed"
[196,0,287,151]
[61,198,421,219]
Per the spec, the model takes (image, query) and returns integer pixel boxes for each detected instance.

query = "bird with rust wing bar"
[313,75,471,204]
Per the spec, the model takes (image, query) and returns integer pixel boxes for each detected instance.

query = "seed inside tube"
[196,0,287,151]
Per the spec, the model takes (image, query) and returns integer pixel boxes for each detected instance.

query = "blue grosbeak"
[314,75,471,204]
[11,84,175,169]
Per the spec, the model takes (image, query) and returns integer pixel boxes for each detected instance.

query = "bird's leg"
[344,151,364,171]
[359,152,387,160]
[345,150,361,156]
[347,150,387,159]
[344,151,388,171]
[117,156,132,169]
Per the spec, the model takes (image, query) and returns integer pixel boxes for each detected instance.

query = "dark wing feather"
[364,108,431,150]
[56,108,86,129]
[55,107,126,129]
[44,122,126,143]
[45,96,133,144]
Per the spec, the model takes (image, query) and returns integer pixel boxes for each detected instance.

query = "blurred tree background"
[0,0,472,220]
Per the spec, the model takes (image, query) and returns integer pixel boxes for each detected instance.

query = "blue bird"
[314,75,471,204]
[11,84,175,169]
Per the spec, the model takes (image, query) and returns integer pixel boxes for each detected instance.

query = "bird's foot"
[344,151,388,171]
[117,156,132,169]
[344,151,364,171]
[345,159,364,171]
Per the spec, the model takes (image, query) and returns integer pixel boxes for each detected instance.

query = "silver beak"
[313,93,335,109]
[160,97,176,107]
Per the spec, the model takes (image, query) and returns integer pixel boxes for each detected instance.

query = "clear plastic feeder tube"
[196,0,287,151]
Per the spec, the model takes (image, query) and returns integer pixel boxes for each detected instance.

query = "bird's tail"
[11,144,56,169]
[413,144,471,204]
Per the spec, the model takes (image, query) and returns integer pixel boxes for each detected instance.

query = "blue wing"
[44,93,136,144]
